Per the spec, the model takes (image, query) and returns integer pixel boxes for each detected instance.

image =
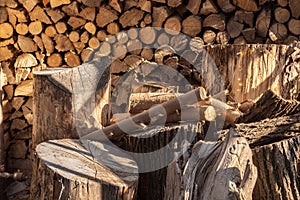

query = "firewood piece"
[46,9,65,23]
[157,32,170,46]
[28,21,43,35]
[15,23,29,36]
[216,0,235,13]
[69,31,80,43]
[233,36,247,44]
[200,0,218,15]
[284,36,299,44]
[124,55,143,69]
[80,48,92,62]
[288,19,300,35]
[107,22,120,35]
[47,53,62,67]
[54,34,74,52]
[82,22,95,35]
[168,0,182,7]
[203,14,225,31]
[242,28,255,42]
[234,10,254,27]
[88,37,100,49]
[186,0,201,14]
[68,16,86,29]
[139,27,156,45]
[227,18,243,38]
[64,52,81,67]
[112,43,127,59]
[15,80,33,96]
[124,0,138,11]
[110,59,129,74]
[0,47,14,62]
[55,22,67,34]
[278,0,288,6]
[0,22,13,39]
[109,0,122,12]
[80,31,90,44]
[3,85,14,100]
[73,41,85,54]
[18,0,37,12]
[7,8,27,24]
[138,0,151,12]
[120,8,144,28]
[96,7,118,27]
[127,39,142,55]
[97,30,108,41]
[49,0,70,8]
[17,35,38,52]
[255,9,271,37]
[44,26,57,37]
[0,7,8,24]
[269,23,288,42]
[289,0,300,18]
[29,6,52,24]
[15,53,38,68]
[154,45,175,64]
[128,28,138,39]
[182,15,201,37]
[152,6,169,27]
[232,0,259,11]
[62,1,78,16]
[203,30,216,44]
[141,47,153,60]
[117,32,129,44]
[274,7,290,23]
[41,33,54,56]
[80,0,101,7]
[0,38,14,48]
[79,7,96,21]
[164,16,181,35]
[170,34,188,52]
[189,37,204,52]
[98,41,111,56]
[32,139,138,199]
[216,31,230,44]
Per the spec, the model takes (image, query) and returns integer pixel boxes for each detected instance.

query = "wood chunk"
[124,55,143,69]
[0,22,13,39]
[203,30,216,44]
[152,7,169,27]
[41,33,54,56]
[15,80,33,96]
[109,0,122,12]
[7,8,27,25]
[80,0,102,7]
[274,7,290,23]
[45,26,57,37]
[55,22,67,34]
[200,0,218,15]
[73,42,86,54]
[124,0,138,11]
[12,97,26,110]
[29,6,52,24]
[0,0,18,8]
[64,52,80,67]
[164,16,181,35]
[234,36,247,44]
[138,0,151,13]
[96,7,118,27]
[216,31,230,44]
[96,30,107,41]
[144,14,152,25]
[107,22,120,35]
[46,9,65,23]
[232,0,259,11]
[203,14,225,31]
[269,23,288,42]
[110,59,129,73]
[16,23,28,35]
[288,19,300,35]
[227,18,243,38]
[289,0,300,18]
[80,31,89,43]
[98,41,111,56]
[88,37,100,49]
[54,34,74,52]
[234,10,254,27]
[1,61,16,84]
[15,68,31,83]
[128,28,138,39]
[127,39,143,55]
[182,15,201,37]
[47,53,62,67]
[120,8,144,28]
[139,26,156,45]
[0,7,8,23]
[157,32,170,46]
[255,9,271,37]
[15,53,38,68]
[68,16,86,29]
[3,85,14,100]
[69,31,80,42]
[242,28,255,42]
[84,22,97,35]
[50,0,71,8]
[22,104,33,125]
[11,119,28,131]
[43,0,50,6]
[117,32,129,44]
[0,47,14,62]
[0,38,14,47]
[28,21,43,35]
[62,1,78,16]
[216,0,235,13]
[154,45,175,64]
[278,0,288,7]
[170,34,188,52]
[112,43,127,59]
[284,36,298,44]
[79,7,96,21]
[81,48,92,62]
[186,0,201,15]
[168,0,182,7]
[17,35,38,52]
[141,47,153,60]
[19,0,38,12]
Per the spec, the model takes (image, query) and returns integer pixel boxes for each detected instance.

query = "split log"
[164,16,181,35]
[152,7,169,27]
[289,0,300,18]
[68,16,86,29]
[79,7,96,21]
[181,15,201,37]
[232,0,259,11]
[200,0,218,15]
[203,30,216,44]
[216,0,235,13]
[119,8,144,28]
[255,9,271,37]
[31,139,138,199]
[0,7,8,23]
[46,9,65,23]
[186,0,201,15]
[269,23,288,42]
[157,33,170,46]
[17,35,38,52]
[203,14,225,31]
[29,6,51,24]
[41,33,54,56]
[234,10,254,27]
[227,18,243,38]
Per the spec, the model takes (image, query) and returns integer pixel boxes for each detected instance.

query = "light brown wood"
[269,23,288,42]
[98,41,111,56]
[141,47,153,60]
[164,16,181,35]
[109,0,122,12]
[203,14,225,31]
[61,1,78,16]
[17,35,38,52]
[84,22,97,35]
[138,0,151,12]
[33,35,45,51]
[49,0,70,8]
[54,34,74,52]
[28,21,43,35]
[68,16,86,29]
[7,7,28,25]
[73,41,86,54]
[44,25,57,37]
[232,0,259,11]
[186,0,201,14]
[216,31,230,44]
[41,33,54,56]
[96,30,108,41]
[124,54,143,69]
[117,32,129,44]
[80,31,90,44]
[69,31,80,42]
[64,52,81,67]
[227,18,244,38]
[110,59,129,74]
[289,0,300,18]
[88,37,100,49]
[255,9,271,37]
[79,7,96,21]
[0,47,14,62]
[0,7,8,23]
[0,22,13,39]
[203,30,216,44]
[288,19,300,35]
[189,37,204,51]
[29,6,52,24]
[46,9,65,23]
[234,36,247,44]
[157,32,170,46]
[15,23,28,35]
[47,53,63,67]
[120,8,144,28]
[97,7,118,28]
[170,34,188,52]
[274,7,290,23]
[55,21,67,34]
[3,84,14,101]
[15,79,33,96]
[14,53,38,68]
[200,0,218,15]
[107,22,120,35]
[152,7,169,27]
[127,39,143,55]
[139,26,156,45]
[168,0,182,7]
[80,48,93,62]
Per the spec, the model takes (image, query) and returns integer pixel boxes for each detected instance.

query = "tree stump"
[32,139,138,200]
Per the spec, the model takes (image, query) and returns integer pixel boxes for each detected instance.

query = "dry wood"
[64,52,81,67]
[68,31,80,42]
[29,6,52,24]
[203,30,216,44]
[255,9,271,37]
[0,7,8,23]
[186,0,201,14]
[80,0,101,7]
[289,0,300,18]
[124,55,143,69]
[232,0,259,11]
[170,34,188,52]
[68,16,86,29]
[110,59,129,74]
[107,22,120,35]
[31,139,138,200]
[15,23,28,35]
[112,43,127,59]
[54,34,74,52]
[138,0,152,12]
[15,80,33,96]
[157,32,170,46]
[154,45,175,64]
[49,0,70,8]
[79,7,96,21]
[242,28,255,42]
[234,36,247,44]
[234,10,254,27]
[109,0,122,12]
[47,53,62,67]
[14,53,38,68]
[274,7,290,23]
[0,47,14,62]
[227,18,243,38]
[46,9,65,23]
[88,37,100,49]
[117,32,129,44]
[128,27,138,39]
[288,19,300,35]
[41,33,54,56]
[55,21,67,34]
[80,31,89,44]
[182,15,201,37]
[200,0,218,15]
[127,39,143,55]
[17,35,38,52]
[84,22,97,35]
[28,21,43,35]
[168,0,182,7]
[141,47,153,60]
[61,1,78,16]
[80,48,92,62]
[44,26,57,37]
[120,8,144,28]
[0,22,13,39]
[216,31,230,44]
[3,85,14,100]
[152,6,169,27]
[164,16,181,35]
[73,41,86,54]
[269,23,288,42]
[98,41,111,56]
[96,30,108,41]
[216,0,235,13]
[278,0,288,6]
[7,8,27,26]
[139,26,156,45]
[284,36,299,44]
[203,14,225,31]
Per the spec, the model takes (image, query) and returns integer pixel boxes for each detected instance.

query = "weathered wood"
[164,16,181,35]
[289,0,300,18]
[255,9,271,37]
[203,30,216,44]
[216,0,235,13]
[288,19,300,35]
[274,7,290,24]
[31,139,138,200]
[120,8,144,28]
[186,0,201,15]
[269,23,288,43]
[227,18,243,38]
[0,22,13,39]
[139,27,157,45]
[47,53,62,67]
[203,14,225,31]
[152,6,169,27]
[182,15,201,37]
[200,0,218,15]
[232,0,259,11]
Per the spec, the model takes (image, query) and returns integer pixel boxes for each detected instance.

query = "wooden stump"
[31,139,138,200]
